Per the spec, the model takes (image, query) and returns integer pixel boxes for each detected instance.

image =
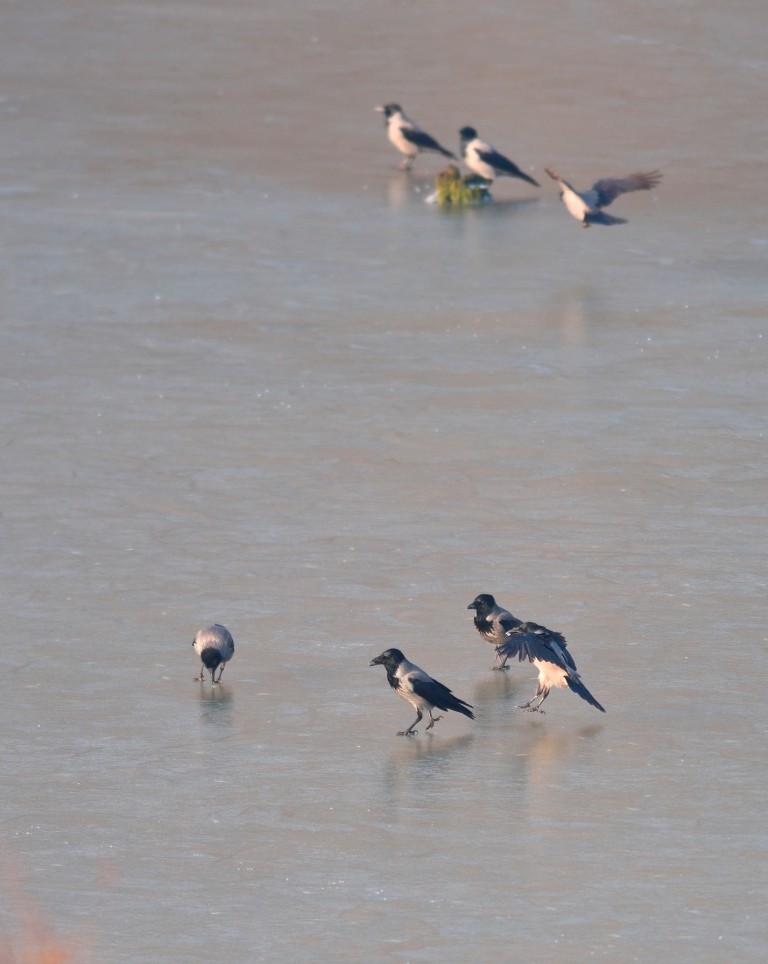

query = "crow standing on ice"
[467,593,524,670]
[375,103,457,171]
[192,624,235,684]
[459,126,539,187]
[369,648,474,736]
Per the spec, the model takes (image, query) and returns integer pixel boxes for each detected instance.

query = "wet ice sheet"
[1,0,767,961]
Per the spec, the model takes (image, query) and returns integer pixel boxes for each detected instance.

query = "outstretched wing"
[400,126,457,157]
[409,673,475,718]
[477,147,539,186]
[498,622,576,670]
[591,171,662,208]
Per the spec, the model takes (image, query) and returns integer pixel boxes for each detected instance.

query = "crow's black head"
[467,593,496,616]
[376,103,402,119]
[369,648,405,669]
[199,647,223,670]
[459,126,478,143]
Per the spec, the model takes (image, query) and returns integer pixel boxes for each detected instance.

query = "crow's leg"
[398,709,422,736]
[425,711,443,731]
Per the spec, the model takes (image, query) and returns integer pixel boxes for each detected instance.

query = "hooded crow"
[369,648,474,736]
[459,127,539,187]
[498,621,605,714]
[467,593,523,670]
[545,166,662,227]
[192,624,235,684]
[375,103,457,171]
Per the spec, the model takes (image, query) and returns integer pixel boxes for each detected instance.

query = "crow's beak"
[374,105,385,113]
[467,603,476,610]
[369,655,383,666]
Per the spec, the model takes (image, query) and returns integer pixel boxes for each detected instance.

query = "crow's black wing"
[409,673,475,718]
[476,147,539,186]
[592,171,662,208]
[400,126,457,158]
[498,622,575,670]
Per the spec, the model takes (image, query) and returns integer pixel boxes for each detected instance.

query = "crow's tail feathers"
[448,696,475,720]
[566,676,606,712]
[520,171,540,188]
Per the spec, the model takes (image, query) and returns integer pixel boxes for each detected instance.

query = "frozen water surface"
[1,0,766,960]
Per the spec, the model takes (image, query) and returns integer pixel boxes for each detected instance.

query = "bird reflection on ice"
[198,684,233,706]
[377,669,604,819]
[197,683,234,727]
[384,174,433,211]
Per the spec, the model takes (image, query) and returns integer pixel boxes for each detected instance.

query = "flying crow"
[459,127,539,187]
[467,593,523,670]
[369,648,474,736]
[375,103,457,171]
[498,621,605,713]
[545,166,662,226]
[192,624,235,684]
